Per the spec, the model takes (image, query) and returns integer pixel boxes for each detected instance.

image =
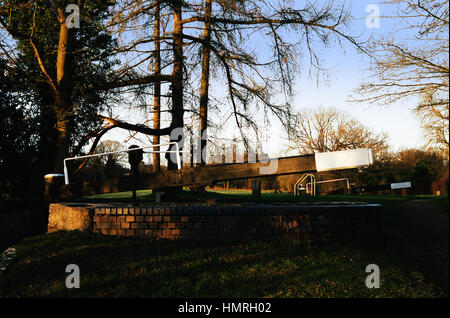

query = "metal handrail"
[293,173,316,196]
[63,142,188,185]
[306,178,350,194]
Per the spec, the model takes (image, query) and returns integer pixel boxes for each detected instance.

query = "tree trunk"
[189,0,212,194]
[27,87,57,197]
[199,0,212,166]
[161,0,184,199]
[166,0,184,171]
[53,7,73,172]
[152,1,161,173]
[53,92,70,172]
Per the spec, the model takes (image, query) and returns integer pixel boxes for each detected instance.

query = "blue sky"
[296,0,425,152]
[104,0,429,158]
[216,0,428,156]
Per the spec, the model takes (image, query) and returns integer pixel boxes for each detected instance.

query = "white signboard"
[390,182,411,189]
[315,148,374,172]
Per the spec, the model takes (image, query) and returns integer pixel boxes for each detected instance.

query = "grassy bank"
[1,191,446,297]
[0,230,445,297]
[82,188,448,204]
[82,189,447,228]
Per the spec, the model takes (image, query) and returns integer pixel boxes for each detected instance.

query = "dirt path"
[398,200,448,292]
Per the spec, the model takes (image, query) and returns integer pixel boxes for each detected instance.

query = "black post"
[44,174,65,202]
[252,179,261,199]
[128,145,143,202]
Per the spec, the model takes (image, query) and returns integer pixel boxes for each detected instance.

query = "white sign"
[315,148,374,172]
[390,182,411,190]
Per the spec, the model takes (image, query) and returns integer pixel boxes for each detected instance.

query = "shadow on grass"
[0,230,445,298]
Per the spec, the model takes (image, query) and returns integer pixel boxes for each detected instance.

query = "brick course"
[83,203,382,244]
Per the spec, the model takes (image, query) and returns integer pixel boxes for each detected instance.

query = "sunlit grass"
[82,188,447,205]
[80,189,446,227]
[83,190,153,200]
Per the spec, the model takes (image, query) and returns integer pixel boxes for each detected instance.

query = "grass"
[82,188,447,228]
[0,230,445,298]
[83,189,154,200]
[2,190,446,297]
[81,188,448,206]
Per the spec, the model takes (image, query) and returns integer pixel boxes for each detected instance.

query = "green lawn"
[81,188,448,206]
[82,189,448,205]
[0,230,445,297]
[83,189,155,200]
[81,188,446,228]
[2,190,447,297]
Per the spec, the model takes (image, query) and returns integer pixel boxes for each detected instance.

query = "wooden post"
[221,144,226,164]
[190,142,194,168]
[274,179,280,194]
[252,179,261,199]
[44,174,65,202]
[128,145,143,202]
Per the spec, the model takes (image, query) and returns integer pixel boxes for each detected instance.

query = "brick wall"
[89,204,382,244]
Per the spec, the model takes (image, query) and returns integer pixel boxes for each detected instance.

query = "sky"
[257,0,428,156]
[102,0,429,160]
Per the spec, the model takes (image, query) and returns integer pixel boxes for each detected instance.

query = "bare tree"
[289,108,390,158]
[40,0,368,176]
[353,0,449,155]
[416,90,449,157]
[103,0,367,140]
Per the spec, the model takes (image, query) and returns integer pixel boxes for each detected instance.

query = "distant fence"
[0,200,49,252]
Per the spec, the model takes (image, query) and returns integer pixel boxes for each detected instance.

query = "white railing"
[306,178,350,194]
[63,142,186,185]
[293,173,316,196]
